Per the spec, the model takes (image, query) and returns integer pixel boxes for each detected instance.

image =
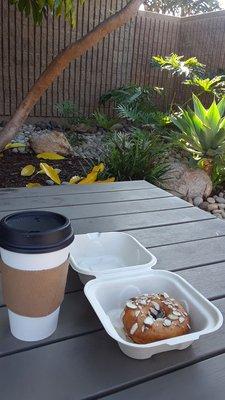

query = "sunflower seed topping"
[187,323,191,330]
[141,325,145,333]
[135,310,140,317]
[138,298,147,305]
[149,307,158,316]
[126,301,137,309]
[179,317,185,324]
[130,323,138,335]
[163,292,169,299]
[151,301,160,311]
[144,316,154,326]
[173,310,182,316]
[168,313,179,320]
[163,319,172,327]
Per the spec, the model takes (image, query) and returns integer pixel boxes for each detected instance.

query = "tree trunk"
[0,0,143,150]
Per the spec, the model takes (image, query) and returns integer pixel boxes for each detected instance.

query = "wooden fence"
[0,1,225,121]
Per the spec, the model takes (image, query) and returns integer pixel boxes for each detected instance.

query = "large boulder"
[161,160,212,198]
[30,130,73,156]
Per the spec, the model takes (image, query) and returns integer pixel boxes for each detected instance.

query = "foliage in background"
[116,104,170,128]
[152,54,225,100]
[171,94,225,177]
[92,110,118,131]
[100,84,169,129]
[100,84,163,111]
[104,129,169,184]
[9,0,86,27]
[143,0,221,16]
[55,100,89,128]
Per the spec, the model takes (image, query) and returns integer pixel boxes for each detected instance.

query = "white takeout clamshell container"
[84,270,223,359]
[70,232,223,359]
[70,232,157,284]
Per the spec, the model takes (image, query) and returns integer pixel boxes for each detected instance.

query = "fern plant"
[104,129,169,184]
[100,84,162,111]
[116,104,170,128]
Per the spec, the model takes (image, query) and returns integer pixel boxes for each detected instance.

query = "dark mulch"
[0,151,91,188]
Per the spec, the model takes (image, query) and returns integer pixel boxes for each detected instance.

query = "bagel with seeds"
[122,292,191,344]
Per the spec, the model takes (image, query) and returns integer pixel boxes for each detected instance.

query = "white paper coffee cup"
[0,211,74,341]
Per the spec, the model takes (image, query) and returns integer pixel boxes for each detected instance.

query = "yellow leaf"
[37,152,65,160]
[5,142,26,149]
[96,177,116,183]
[78,171,98,185]
[69,175,82,184]
[40,162,61,185]
[21,165,36,177]
[92,163,105,173]
[26,183,42,188]
[36,167,61,175]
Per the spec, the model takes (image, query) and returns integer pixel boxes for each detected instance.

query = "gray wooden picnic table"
[0,180,225,400]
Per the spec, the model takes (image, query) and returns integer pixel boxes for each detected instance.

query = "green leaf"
[192,94,207,121]
[217,96,225,116]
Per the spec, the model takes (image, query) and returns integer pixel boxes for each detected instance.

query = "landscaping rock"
[207,197,215,204]
[218,204,225,209]
[207,203,219,212]
[214,195,225,204]
[46,180,55,186]
[219,192,224,197]
[187,197,193,205]
[161,160,212,199]
[193,196,203,207]
[212,209,222,214]
[30,130,73,156]
[73,123,96,134]
[199,201,209,211]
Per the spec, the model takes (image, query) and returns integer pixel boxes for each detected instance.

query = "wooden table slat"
[151,236,225,271]
[0,180,154,198]
[0,196,191,220]
[127,218,225,248]
[104,353,225,400]
[0,187,172,212]
[71,207,214,234]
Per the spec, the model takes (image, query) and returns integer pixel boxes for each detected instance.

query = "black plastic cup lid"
[0,211,74,254]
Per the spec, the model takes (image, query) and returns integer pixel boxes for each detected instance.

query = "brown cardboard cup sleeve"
[1,259,69,317]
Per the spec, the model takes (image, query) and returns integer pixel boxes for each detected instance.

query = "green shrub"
[152,53,225,100]
[171,94,225,175]
[92,110,118,131]
[104,129,169,184]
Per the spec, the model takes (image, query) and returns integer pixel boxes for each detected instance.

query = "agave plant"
[171,94,225,174]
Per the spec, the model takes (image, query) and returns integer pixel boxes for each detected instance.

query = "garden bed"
[0,151,89,188]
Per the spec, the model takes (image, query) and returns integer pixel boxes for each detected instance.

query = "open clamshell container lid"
[69,232,157,283]
[84,269,223,359]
